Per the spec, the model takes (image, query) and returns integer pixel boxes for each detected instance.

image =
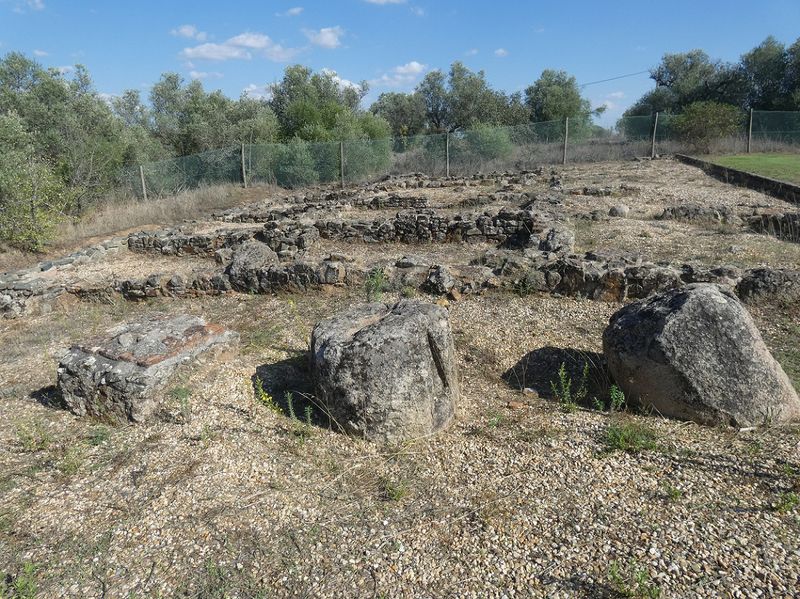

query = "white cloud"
[98,92,116,105]
[189,70,223,80]
[371,61,427,88]
[276,6,303,16]
[181,43,251,61]
[607,91,625,99]
[364,0,406,3]
[320,68,361,91]
[27,0,44,10]
[171,24,208,41]
[243,83,272,100]
[410,6,425,16]
[56,65,73,75]
[33,49,48,57]
[394,60,425,76]
[227,32,271,49]
[303,26,344,49]
[494,48,508,57]
[465,48,478,56]
[533,26,545,33]
[181,31,300,62]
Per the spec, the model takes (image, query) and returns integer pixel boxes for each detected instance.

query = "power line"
[578,70,651,88]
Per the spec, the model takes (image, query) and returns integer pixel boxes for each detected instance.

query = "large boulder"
[226,240,279,292]
[57,315,238,422]
[603,284,800,427]
[310,300,458,442]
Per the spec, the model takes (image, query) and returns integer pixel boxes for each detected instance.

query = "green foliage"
[673,101,743,152]
[609,384,627,412]
[14,420,53,452]
[0,562,38,599]
[379,477,409,502]
[254,376,281,414]
[524,69,601,137]
[272,138,318,188]
[604,421,659,453]
[459,124,514,161]
[773,491,799,513]
[608,560,661,598]
[364,267,388,302]
[550,362,589,413]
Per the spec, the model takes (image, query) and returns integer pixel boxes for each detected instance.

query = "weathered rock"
[423,265,456,295]
[310,300,458,442]
[736,268,800,303]
[657,204,742,226]
[539,226,575,254]
[226,240,280,292]
[57,315,238,422]
[609,205,630,218]
[603,284,800,427]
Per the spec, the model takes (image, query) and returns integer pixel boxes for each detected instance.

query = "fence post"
[240,143,248,188]
[339,141,345,188]
[562,117,569,165]
[445,132,450,178]
[650,111,659,159]
[139,165,148,201]
[747,108,753,153]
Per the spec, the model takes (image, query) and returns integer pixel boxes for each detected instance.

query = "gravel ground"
[1,159,799,598]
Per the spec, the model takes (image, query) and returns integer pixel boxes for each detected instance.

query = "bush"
[673,101,743,153]
[272,138,318,188]
[461,125,514,160]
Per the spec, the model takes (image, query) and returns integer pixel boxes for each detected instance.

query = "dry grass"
[0,183,278,273]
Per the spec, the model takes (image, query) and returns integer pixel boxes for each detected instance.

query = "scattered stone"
[57,315,239,422]
[310,300,459,442]
[603,284,800,427]
[423,265,456,296]
[609,205,630,218]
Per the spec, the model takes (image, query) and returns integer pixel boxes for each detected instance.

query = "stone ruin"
[57,314,238,423]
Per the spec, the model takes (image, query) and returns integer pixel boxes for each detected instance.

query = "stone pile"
[748,211,800,243]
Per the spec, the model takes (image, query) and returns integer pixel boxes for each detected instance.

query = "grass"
[604,420,659,454]
[709,153,800,185]
[550,362,589,413]
[607,559,662,598]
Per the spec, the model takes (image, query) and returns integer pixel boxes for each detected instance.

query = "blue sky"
[1,0,799,126]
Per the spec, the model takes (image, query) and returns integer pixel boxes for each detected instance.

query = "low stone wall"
[675,154,800,205]
[127,228,258,258]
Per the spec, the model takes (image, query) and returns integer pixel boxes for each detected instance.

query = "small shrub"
[773,491,799,513]
[57,446,84,477]
[609,384,626,412]
[604,421,659,453]
[673,101,743,153]
[364,267,388,302]
[608,559,661,598]
[254,376,281,413]
[662,483,683,502]
[400,285,417,298]
[379,477,409,502]
[15,420,53,452]
[87,426,110,446]
[1,562,38,599]
[550,362,589,413]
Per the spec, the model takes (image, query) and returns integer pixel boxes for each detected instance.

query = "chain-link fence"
[120,110,800,198]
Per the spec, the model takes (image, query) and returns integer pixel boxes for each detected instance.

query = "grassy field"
[710,152,800,184]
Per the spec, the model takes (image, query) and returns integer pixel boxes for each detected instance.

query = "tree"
[524,70,600,138]
[0,112,71,250]
[741,36,790,110]
[370,92,426,139]
[673,101,743,152]
[415,70,450,133]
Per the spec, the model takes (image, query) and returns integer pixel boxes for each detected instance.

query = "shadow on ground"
[251,351,339,430]
[502,345,611,405]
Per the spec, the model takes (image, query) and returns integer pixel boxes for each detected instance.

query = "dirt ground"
[1,158,799,598]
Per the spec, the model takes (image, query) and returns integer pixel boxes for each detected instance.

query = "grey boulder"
[603,283,800,427]
[226,240,279,292]
[310,300,458,442]
[57,314,238,422]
